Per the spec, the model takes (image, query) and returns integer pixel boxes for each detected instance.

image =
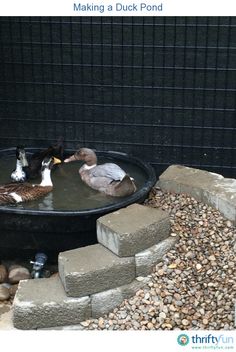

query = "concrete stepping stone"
[58,244,135,297]
[97,203,170,256]
[13,276,91,330]
[91,278,148,318]
[135,236,178,276]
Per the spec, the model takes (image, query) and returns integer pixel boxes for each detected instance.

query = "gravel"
[79,187,236,330]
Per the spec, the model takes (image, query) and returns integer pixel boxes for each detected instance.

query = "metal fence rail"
[0,17,235,177]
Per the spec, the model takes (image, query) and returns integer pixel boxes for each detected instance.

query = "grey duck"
[64,148,137,197]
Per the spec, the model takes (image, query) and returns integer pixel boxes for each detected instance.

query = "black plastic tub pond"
[0,148,156,262]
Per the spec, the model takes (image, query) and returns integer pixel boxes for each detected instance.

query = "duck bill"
[64,154,77,163]
[21,154,29,167]
[52,157,62,165]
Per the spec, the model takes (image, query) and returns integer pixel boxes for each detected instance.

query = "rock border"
[158,165,236,224]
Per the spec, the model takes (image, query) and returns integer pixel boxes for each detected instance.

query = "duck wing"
[91,163,126,181]
[0,182,52,205]
[0,182,33,194]
[0,182,35,204]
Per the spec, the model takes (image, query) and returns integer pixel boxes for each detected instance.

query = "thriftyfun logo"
[191,334,234,345]
[177,334,190,346]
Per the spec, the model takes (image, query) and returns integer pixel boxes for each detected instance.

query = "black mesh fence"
[0,17,235,177]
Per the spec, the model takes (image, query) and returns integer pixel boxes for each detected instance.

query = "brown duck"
[64,148,137,197]
[0,156,61,205]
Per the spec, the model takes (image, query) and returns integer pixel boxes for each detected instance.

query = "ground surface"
[0,187,235,330]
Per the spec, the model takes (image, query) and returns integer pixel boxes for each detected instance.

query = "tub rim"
[0,148,156,216]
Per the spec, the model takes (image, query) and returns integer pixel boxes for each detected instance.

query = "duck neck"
[85,153,97,167]
[40,169,53,187]
[16,159,23,172]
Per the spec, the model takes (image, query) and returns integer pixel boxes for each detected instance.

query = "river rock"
[9,284,18,297]
[8,264,22,271]
[8,266,30,284]
[196,263,202,270]
[0,284,10,300]
[50,272,59,278]
[0,265,8,283]
[182,319,190,326]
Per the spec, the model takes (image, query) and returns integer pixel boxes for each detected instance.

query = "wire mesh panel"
[0,17,235,177]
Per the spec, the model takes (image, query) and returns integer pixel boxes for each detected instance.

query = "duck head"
[45,141,64,159]
[64,148,97,166]
[40,156,61,187]
[16,146,28,167]
[41,156,61,170]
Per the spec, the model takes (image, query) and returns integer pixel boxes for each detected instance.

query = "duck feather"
[0,183,52,205]
[89,163,126,181]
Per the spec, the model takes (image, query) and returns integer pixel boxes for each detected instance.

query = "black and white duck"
[11,146,29,182]
[24,137,64,179]
[0,156,61,205]
[64,148,137,197]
